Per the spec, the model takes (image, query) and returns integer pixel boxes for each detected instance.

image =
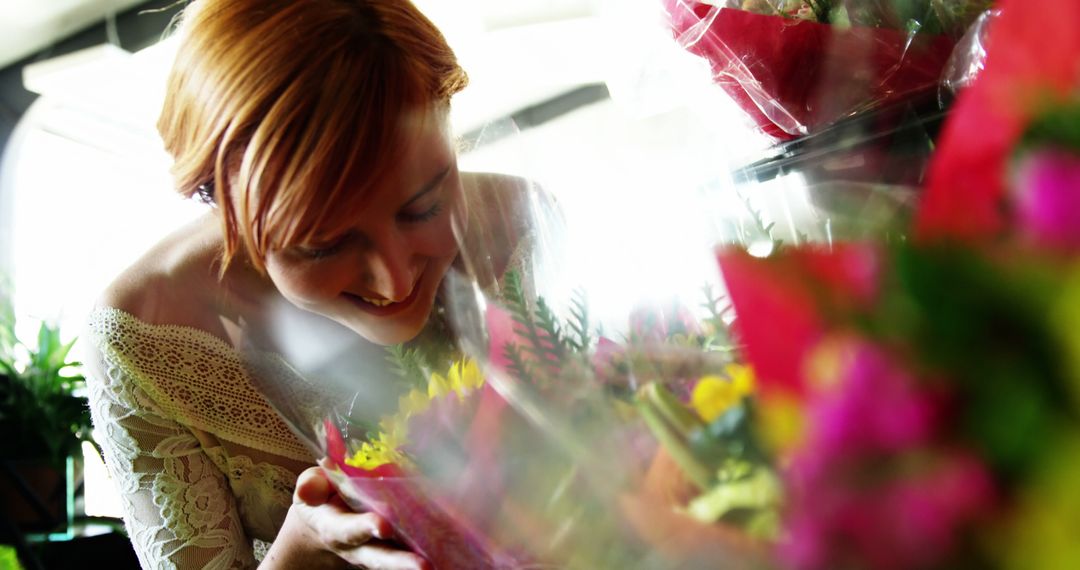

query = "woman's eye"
[296,241,343,260]
[398,201,443,224]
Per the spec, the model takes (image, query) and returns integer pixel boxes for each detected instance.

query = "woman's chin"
[358,324,424,346]
[342,312,429,346]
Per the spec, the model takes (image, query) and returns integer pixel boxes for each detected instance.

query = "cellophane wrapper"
[437,135,916,568]
[660,0,992,140]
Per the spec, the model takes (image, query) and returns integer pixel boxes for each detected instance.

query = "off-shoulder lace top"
[85,307,313,570]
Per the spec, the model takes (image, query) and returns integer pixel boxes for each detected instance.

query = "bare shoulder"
[460,171,556,228]
[460,171,534,204]
[96,213,224,330]
[458,172,559,282]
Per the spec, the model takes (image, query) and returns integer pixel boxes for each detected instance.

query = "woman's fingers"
[312,504,392,550]
[343,540,432,570]
[291,464,429,569]
[294,466,333,506]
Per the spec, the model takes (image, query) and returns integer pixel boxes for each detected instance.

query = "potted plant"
[0,285,95,537]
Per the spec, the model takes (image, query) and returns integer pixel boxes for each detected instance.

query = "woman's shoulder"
[457,172,561,293]
[460,171,532,193]
[95,212,228,335]
[460,171,556,214]
[460,171,557,241]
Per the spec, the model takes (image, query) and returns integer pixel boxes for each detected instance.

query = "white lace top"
[85,307,315,570]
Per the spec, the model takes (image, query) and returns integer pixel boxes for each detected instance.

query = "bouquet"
[447,271,778,568]
[709,0,1078,566]
[662,0,992,139]
[247,270,684,568]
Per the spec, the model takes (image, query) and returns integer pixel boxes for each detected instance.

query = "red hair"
[157,0,468,272]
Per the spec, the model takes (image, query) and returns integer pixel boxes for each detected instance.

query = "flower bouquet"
[245,269,682,569]
[441,250,791,568]
[707,0,1080,566]
[242,308,524,568]
[661,0,992,140]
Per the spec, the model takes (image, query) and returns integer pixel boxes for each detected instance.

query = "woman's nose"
[363,233,415,301]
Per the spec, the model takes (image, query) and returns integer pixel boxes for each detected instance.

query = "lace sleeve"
[85,326,257,570]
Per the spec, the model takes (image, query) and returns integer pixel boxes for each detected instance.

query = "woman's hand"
[262,466,430,570]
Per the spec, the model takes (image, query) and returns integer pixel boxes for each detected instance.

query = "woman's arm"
[85,316,256,569]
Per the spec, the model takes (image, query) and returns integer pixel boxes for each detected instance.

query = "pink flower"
[485,304,519,373]
[778,341,995,570]
[1012,148,1080,251]
[808,341,939,456]
[590,336,625,380]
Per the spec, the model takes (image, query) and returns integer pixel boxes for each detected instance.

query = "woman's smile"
[343,275,423,316]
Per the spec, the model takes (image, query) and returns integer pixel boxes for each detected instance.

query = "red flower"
[663,3,955,139]
[916,0,1080,241]
[716,245,879,398]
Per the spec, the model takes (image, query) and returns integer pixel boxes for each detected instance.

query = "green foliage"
[700,283,737,352]
[735,188,782,252]
[1020,100,1080,153]
[0,544,23,570]
[384,306,460,393]
[566,290,592,353]
[499,270,597,389]
[385,344,433,393]
[804,0,835,22]
[865,244,1071,480]
[0,288,94,468]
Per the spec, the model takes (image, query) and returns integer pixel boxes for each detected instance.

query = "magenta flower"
[1012,148,1080,251]
[779,340,995,570]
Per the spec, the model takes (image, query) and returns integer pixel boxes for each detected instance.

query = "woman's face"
[264,112,463,345]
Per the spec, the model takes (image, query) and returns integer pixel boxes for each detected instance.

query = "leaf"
[566,290,592,352]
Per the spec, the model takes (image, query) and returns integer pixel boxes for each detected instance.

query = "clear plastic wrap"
[234,95,923,565]
[939,8,998,98]
[660,0,991,140]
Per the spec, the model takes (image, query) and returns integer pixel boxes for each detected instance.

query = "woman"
[84,0,535,568]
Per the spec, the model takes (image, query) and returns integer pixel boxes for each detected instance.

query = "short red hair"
[157,0,468,273]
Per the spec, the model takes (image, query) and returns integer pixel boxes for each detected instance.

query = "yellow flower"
[999,432,1080,570]
[345,436,399,470]
[453,358,485,391]
[428,357,485,401]
[691,364,757,423]
[727,363,756,394]
[398,388,431,417]
[757,394,805,453]
[427,372,451,399]
[347,358,487,471]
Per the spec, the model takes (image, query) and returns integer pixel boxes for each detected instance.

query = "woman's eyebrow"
[402,165,452,207]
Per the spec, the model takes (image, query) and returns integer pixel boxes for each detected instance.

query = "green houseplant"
[0,285,95,536]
